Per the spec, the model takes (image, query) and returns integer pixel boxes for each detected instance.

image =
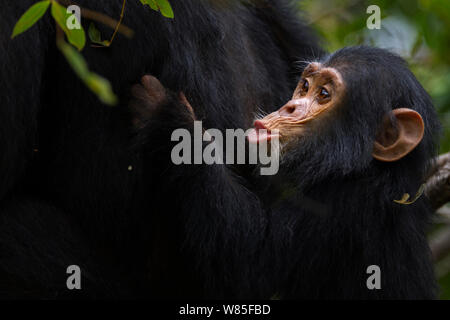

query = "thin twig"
[60,0,134,38]
[108,0,127,45]
[82,8,133,38]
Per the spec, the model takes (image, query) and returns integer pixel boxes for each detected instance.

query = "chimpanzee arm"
[130,76,270,298]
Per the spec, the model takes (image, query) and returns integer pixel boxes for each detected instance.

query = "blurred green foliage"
[298,0,450,299]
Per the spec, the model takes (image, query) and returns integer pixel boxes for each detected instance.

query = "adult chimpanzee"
[0,1,322,298]
[131,46,440,299]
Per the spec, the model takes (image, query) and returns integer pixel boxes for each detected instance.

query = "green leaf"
[140,0,158,11]
[88,23,110,46]
[51,1,86,50]
[58,40,117,105]
[57,40,88,77]
[11,0,51,38]
[155,0,174,18]
[141,0,174,18]
[88,23,101,43]
[85,74,117,106]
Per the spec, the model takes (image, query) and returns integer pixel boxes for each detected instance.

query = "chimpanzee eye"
[319,87,330,100]
[302,79,309,93]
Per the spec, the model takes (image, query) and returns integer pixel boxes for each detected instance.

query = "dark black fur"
[0,0,321,298]
[136,46,440,299]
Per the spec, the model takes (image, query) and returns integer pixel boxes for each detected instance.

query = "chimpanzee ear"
[372,108,424,162]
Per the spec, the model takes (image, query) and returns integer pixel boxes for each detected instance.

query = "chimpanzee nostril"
[279,103,298,117]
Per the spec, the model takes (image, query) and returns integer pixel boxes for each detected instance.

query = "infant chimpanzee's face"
[247,62,345,145]
[248,51,425,163]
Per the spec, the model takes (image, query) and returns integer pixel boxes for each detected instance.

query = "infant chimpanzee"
[131,46,440,299]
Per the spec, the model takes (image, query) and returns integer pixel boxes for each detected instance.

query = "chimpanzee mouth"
[247,120,280,144]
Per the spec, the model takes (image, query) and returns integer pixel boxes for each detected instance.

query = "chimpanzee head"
[249,46,440,186]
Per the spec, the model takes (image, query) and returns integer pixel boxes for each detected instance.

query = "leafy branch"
[11,0,173,105]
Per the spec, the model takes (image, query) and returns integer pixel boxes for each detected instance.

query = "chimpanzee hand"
[129,75,196,130]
